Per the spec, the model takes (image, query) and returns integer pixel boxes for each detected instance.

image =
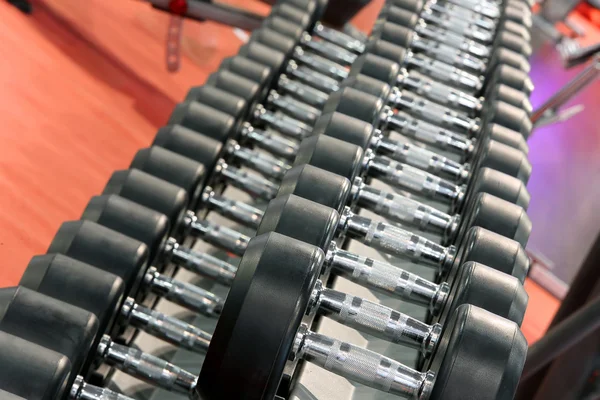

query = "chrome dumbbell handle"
[266,90,322,126]
[407,52,483,94]
[296,327,436,399]
[97,335,197,395]
[313,281,442,354]
[375,135,470,182]
[352,178,459,236]
[227,141,289,180]
[385,111,474,157]
[121,298,213,353]
[293,46,349,81]
[215,160,279,201]
[300,32,358,66]
[325,243,450,315]
[410,35,487,73]
[366,153,465,204]
[278,74,330,108]
[398,70,483,115]
[70,376,136,400]
[286,60,341,93]
[239,122,298,160]
[203,187,263,230]
[253,104,311,140]
[184,209,251,256]
[313,21,366,54]
[341,208,456,271]
[414,23,490,58]
[145,265,226,316]
[421,8,495,42]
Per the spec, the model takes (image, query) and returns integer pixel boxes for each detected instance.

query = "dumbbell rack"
[0,0,536,398]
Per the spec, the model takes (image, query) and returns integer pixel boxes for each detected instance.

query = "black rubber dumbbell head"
[184,85,249,125]
[310,111,375,152]
[0,286,98,387]
[265,15,305,42]
[104,168,189,231]
[294,135,364,183]
[82,194,170,263]
[277,164,352,215]
[475,140,532,183]
[269,2,313,31]
[441,261,528,327]
[238,41,288,77]
[485,123,529,154]
[219,55,273,90]
[466,167,531,211]
[47,220,148,299]
[487,64,534,95]
[355,52,401,87]
[0,331,71,400]
[168,100,236,142]
[204,69,263,116]
[130,146,207,210]
[321,85,385,128]
[154,125,223,176]
[387,0,425,15]
[484,101,533,138]
[21,254,125,365]
[427,304,527,400]
[257,194,339,252]
[455,227,530,283]
[198,232,323,400]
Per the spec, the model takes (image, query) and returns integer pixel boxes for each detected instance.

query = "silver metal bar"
[266,90,322,126]
[239,123,298,161]
[70,376,136,400]
[122,299,214,352]
[202,187,263,230]
[277,74,330,108]
[215,160,279,201]
[253,104,312,141]
[406,53,483,94]
[185,208,251,256]
[227,141,289,180]
[97,335,197,395]
[340,208,456,272]
[145,266,226,315]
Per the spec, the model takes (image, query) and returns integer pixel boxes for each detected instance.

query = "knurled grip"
[98,335,197,394]
[357,184,454,234]
[402,70,480,112]
[301,331,433,399]
[149,269,225,315]
[231,146,289,180]
[278,75,330,108]
[293,47,348,80]
[255,107,311,140]
[319,288,434,350]
[190,219,250,256]
[408,54,482,93]
[330,247,445,309]
[268,92,321,126]
[390,111,473,156]
[302,34,358,65]
[242,124,298,160]
[127,301,212,353]
[219,164,278,200]
[314,22,366,53]
[288,63,340,93]
[369,156,461,203]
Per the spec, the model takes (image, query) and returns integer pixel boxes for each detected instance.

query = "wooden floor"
[0,0,561,343]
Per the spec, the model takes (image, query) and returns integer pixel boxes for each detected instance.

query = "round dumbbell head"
[278,164,352,214]
[489,84,533,117]
[21,254,125,367]
[355,52,401,87]
[476,140,532,183]
[485,101,533,138]
[294,135,364,183]
[427,304,527,400]
[185,85,249,123]
[483,123,530,154]
[250,27,297,62]
[265,15,305,42]
[219,55,274,90]
[104,168,189,233]
[269,2,313,30]
[154,125,223,176]
[495,30,533,58]
[279,0,326,24]
[487,64,534,95]
[204,69,263,115]
[441,261,528,326]
[380,4,419,29]
[321,86,384,128]
[0,286,98,386]
[377,21,415,49]
[82,194,170,263]
[387,0,425,15]
[0,331,71,400]
[460,192,532,247]
[468,167,531,211]
[457,227,530,283]
[130,146,207,210]
[257,194,340,251]
[365,37,407,66]
[344,74,393,112]
[168,100,237,142]
[238,40,288,77]
[311,111,375,152]
[487,47,531,74]
[47,220,149,298]
[198,232,324,400]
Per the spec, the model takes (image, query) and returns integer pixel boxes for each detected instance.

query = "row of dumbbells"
[0,0,535,398]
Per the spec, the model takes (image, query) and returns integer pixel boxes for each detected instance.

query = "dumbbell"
[379,5,531,58]
[182,72,531,189]
[0,329,136,400]
[389,0,532,28]
[106,161,529,287]
[317,92,532,183]
[148,125,530,244]
[168,96,531,215]
[196,232,527,400]
[43,222,223,351]
[354,52,533,124]
[2,282,200,395]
